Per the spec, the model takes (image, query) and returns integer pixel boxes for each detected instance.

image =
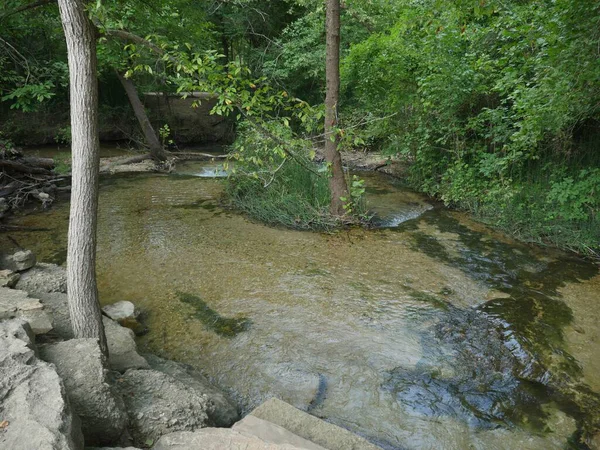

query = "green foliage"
[338,0,600,255]
[225,122,336,230]
[54,126,71,145]
[52,154,71,175]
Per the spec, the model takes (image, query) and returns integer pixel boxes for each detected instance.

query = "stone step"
[233,414,327,450]
[245,398,381,450]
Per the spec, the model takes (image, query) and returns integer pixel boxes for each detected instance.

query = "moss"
[177,292,250,337]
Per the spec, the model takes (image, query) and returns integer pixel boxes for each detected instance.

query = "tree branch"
[0,0,56,21]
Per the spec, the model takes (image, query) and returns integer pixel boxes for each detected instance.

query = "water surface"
[2,161,599,450]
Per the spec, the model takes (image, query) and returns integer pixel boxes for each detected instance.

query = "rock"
[114,369,211,447]
[152,429,307,450]
[0,319,83,450]
[233,415,327,450]
[249,398,381,450]
[102,316,149,372]
[35,292,73,339]
[16,263,67,295]
[102,301,138,322]
[39,339,128,446]
[144,353,239,427]
[0,249,36,272]
[0,287,53,334]
[0,269,20,288]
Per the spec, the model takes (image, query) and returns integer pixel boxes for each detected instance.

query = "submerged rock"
[0,287,53,334]
[40,339,128,446]
[103,316,149,372]
[144,353,239,427]
[0,319,83,450]
[114,369,211,447]
[0,249,36,272]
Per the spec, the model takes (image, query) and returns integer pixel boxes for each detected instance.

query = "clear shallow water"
[2,161,600,450]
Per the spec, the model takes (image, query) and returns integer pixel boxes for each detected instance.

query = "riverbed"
[2,158,599,450]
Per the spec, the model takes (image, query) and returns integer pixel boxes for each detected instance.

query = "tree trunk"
[57,0,108,356]
[116,71,168,161]
[324,0,348,216]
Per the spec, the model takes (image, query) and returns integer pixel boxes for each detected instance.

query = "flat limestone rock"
[0,287,53,334]
[152,429,308,450]
[16,263,67,295]
[103,316,149,372]
[233,415,327,450]
[35,292,73,338]
[114,369,211,447]
[40,339,128,446]
[249,398,382,450]
[0,319,83,450]
[144,353,239,427]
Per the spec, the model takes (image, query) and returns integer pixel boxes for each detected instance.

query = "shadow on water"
[385,210,600,444]
[177,292,251,337]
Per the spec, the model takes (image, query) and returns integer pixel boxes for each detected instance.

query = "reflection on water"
[1,161,599,450]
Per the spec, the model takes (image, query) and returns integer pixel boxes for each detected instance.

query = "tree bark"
[324,0,348,216]
[116,71,168,161]
[57,0,108,356]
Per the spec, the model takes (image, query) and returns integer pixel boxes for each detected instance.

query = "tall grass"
[225,158,341,230]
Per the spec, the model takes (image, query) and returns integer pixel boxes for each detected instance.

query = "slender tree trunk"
[116,71,168,161]
[324,0,348,216]
[58,0,107,356]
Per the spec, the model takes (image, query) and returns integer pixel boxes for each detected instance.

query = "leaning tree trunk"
[324,0,348,217]
[58,0,108,355]
[116,71,168,161]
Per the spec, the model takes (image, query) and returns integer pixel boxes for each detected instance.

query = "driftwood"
[0,159,53,175]
[170,152,228,160]
[0,151,62,217]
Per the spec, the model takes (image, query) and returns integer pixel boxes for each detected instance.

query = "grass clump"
[226,158,341,230]
[225,121,367,230]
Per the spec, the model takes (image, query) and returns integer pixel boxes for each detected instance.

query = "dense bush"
[338,0,600,255]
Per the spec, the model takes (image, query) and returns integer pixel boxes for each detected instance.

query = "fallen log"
[20,156,55,169]
[0,159,52,175]
[171,152,228,160]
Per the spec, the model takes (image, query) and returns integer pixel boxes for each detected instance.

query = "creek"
[2,151,599,450]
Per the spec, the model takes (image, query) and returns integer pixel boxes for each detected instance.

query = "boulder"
[114,369,211,447]
[0,249,36,272]
[39,339,128,446]
[34,292,73,339]
[0,287,53,334]
[0,319,83,450]
[152,429,307,450]
[144,353,239,427]
[102,301,147,335]
[102,301,138,322]
[16,263,67,295]
[103,316,149,372]
[0,269,20,288]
